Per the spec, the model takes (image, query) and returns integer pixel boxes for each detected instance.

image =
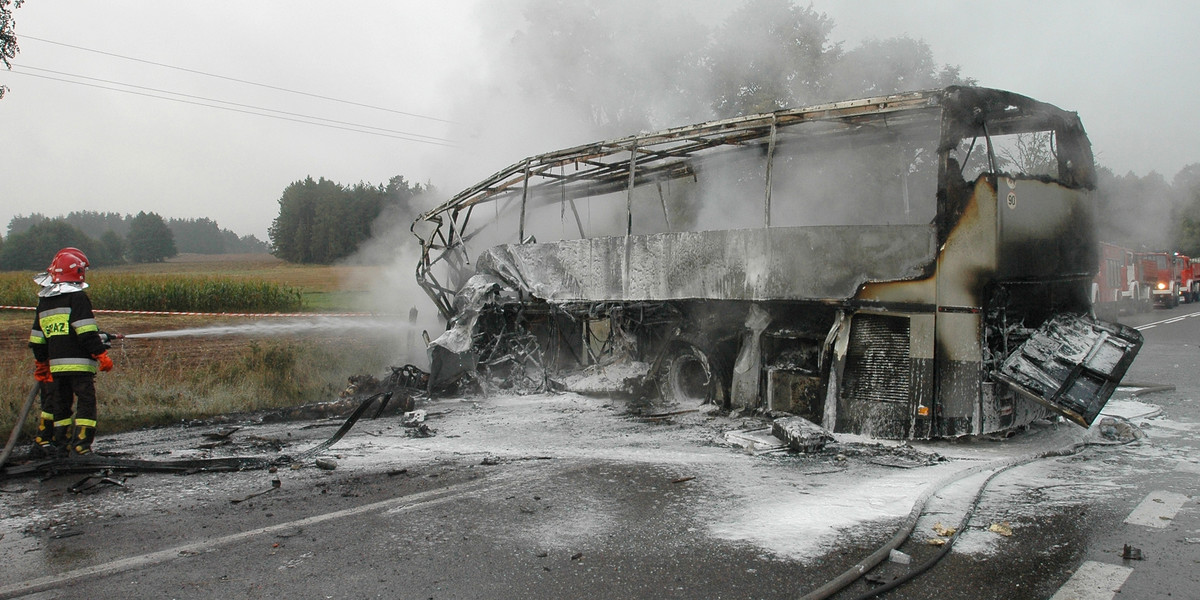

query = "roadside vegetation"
[0,254,374,313]
[0,255,405,441]
[0,272,302,313]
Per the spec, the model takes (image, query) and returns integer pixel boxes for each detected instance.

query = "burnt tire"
[656,343,725,407]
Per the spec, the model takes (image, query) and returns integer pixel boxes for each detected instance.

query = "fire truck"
[1091,242,1152,317]
[1139,251,1192,307]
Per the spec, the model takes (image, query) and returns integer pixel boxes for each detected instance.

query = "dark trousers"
[38,380,57,413]
[51,373,97,423]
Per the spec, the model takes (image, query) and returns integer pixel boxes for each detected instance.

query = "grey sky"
[1,1,1196,241]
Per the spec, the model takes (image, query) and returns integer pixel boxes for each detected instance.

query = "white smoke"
[345,0,973,369]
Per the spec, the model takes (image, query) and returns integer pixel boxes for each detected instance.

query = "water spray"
[118,317,421,340]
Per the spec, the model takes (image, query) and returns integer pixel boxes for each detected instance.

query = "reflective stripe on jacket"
[30,291,105,374]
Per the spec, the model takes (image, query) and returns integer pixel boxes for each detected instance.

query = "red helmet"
[48,247,89,283]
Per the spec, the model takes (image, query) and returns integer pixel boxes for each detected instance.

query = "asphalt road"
[1,306,1198,600]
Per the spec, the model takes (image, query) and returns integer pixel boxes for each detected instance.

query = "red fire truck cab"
[1139,251,1192,308]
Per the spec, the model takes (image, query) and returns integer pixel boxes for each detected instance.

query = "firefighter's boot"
[71,419,96,456]
[50,419,73,459]
[31,412,55,457]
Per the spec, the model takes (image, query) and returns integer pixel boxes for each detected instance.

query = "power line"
[19,34,457,125]
[4,70,457,146]
[15,64,456,144]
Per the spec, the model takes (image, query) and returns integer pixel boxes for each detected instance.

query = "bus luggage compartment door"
[995,314,1143,427]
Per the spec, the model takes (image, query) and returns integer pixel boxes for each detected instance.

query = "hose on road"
[797,438,1130,600]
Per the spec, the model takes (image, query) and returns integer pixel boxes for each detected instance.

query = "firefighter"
[28,248,113,456]
[29,270,58,456]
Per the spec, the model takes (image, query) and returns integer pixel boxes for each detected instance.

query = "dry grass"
[0,310,409,439]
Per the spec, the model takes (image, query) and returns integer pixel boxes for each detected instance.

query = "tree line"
[1098,163,1200,256]
[0,211,268,270]
[268,175,427,264]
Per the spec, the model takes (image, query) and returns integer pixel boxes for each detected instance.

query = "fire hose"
[797,431,1140,600]
[0,384,39,470]
[0,391,396,478]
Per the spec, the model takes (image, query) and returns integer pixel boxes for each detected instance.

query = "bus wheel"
[656,343,725,407]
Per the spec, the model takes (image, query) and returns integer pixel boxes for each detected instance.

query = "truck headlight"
[1158,282,1168,290]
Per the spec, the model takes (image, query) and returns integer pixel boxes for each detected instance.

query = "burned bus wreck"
[413,86,1142,440]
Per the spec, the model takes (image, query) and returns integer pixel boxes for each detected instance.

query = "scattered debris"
[231,478,282,504]
[837,443,946,468]
[932,522,956,537]
[1121,544,1144,560]
[988,522,1013,537]
[865,573,899,586]
[203,427,241,440]
[671,476,695,484]
[406,423,436,438]
[553,361,653,397]
[570,552,583,561]
[342,364,428,398]
[51,529,83,539]
[315,457,338,471]
[481,456,501,466]
[69,473,126,494]
[926,538,947,547]
[771,417,833,453]
[638,409,699,421]
[888,549,911,565]
[401,410,427,427]
[724,428,786,455]
[239,436,286,452]
[1094,417,1145,443]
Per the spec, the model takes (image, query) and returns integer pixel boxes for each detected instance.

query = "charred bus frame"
[413,86,1141,440]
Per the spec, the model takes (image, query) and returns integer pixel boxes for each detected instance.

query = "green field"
[0,253,376,313]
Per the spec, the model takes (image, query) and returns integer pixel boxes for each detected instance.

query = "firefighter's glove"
[93,351,114,372]
[34,361,53,383]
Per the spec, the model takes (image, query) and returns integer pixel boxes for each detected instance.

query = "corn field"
[0,272,302,312]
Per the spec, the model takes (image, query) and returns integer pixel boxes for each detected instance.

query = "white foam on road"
[1049,561,1133,600]
[1174,461,1200,474]
[1124,490,1191,528]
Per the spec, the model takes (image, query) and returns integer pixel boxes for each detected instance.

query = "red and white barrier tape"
[0,305,375,317]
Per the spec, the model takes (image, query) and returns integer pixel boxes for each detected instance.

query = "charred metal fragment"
[771,417,834,453]
[995,314,1143,427]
